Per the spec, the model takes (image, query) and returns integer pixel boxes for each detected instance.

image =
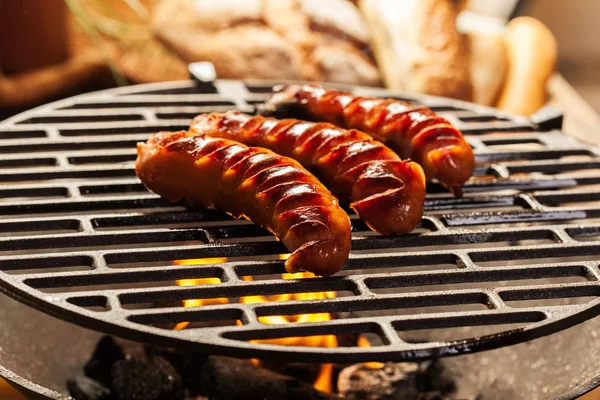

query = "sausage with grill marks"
[190,112,426,235]
[260,84,474,197]
[136,131,351,277]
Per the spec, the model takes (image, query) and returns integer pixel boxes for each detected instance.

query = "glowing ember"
[357,335,385,369]
[174,257,339,392]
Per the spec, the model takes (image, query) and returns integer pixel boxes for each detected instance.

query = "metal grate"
[0,79,599,363]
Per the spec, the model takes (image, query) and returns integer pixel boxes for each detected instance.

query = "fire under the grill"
[0,79,599,399]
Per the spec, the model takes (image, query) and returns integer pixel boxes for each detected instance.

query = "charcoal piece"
[337,362,420,400]
[280,362,321,384]
[111,356,184,400]
[200,356,338,400]
[67,375,113,400]
[84,336,125,386]
[420,361,456,395]
[180,353,209,396]
[144,344,190,374]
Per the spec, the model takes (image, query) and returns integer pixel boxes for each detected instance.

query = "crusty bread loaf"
[263,0,380,86]
[358,0,473,100]
[158,25,305,80]
[152,0,380,86]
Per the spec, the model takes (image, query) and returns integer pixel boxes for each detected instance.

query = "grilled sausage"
[190,112,426,235]
[260,84,474,197]
[136,131,351,277]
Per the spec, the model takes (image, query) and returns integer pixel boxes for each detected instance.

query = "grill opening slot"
[0,219,81,237]
[59,100,234,109]
[459,115,511,123]
[156,109,232,120]
[127,86,216,95]
[353,230,558,254]
[222,321,386,345]
[427,105,466,112]
[536,191,600,207]
[339,301,489,320]
[504,296,597,308]
[0,130,47,139]
[0,199,184,219]
[68,154,136,165]
[2,230,209,256]
[507,161,600,173]
[397,322,532,343]
[367,266,592,293]
[484,142,545,151]
[0,140,141,154]
[566,226,600,242]
[476,149,593,163]
[91,210,229,230]
[471,246,600,267]
[0,158,58,169]
[59,125,188,137]
[120,289,356,310]
[79,183,148,197]
[0,168,136,183]
[499,285,600,308]
[68,296,109,312]
[117,278,357,307]
[441,209,600,228]
[252,292,487,320]
[0,187,69,201]
[236,253,462,279]
[104,244,293,269]
[25,264,224,292]
[18,114,146,124]
[393,311,546,342]
[128,308,242,330]
[462,125,536,134]
[0,255,94,274]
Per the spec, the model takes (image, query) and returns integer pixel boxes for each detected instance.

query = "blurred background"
[1,0,599,120]
[0,0,599,398]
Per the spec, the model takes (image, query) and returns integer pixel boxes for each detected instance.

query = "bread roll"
[496,17,557,116]
[359,0,472,100]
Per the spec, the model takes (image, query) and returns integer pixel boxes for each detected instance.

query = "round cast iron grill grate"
[0,79,599,362]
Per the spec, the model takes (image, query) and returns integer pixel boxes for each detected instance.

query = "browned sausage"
[136,131,351,277]
[190,112,426,235]
[260,84,475,197]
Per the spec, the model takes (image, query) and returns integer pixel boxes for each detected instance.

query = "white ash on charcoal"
[337,360,457,400]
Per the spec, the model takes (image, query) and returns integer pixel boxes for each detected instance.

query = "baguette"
[496,17,558,116]
[359,0,472,100]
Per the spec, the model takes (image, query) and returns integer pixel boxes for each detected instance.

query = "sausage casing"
[136,131,351,277]
[260,84,475,197]
[190,112,426,235]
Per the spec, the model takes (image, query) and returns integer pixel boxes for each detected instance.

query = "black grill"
[0,79,599,363]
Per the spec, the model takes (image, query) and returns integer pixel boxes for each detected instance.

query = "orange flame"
[357,335,385,369]
[174,257,338,392]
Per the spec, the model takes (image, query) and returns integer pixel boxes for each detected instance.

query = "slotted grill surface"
[1,80,599,362]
